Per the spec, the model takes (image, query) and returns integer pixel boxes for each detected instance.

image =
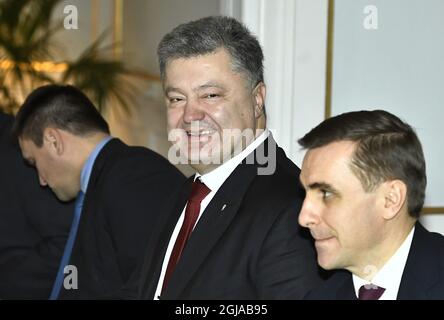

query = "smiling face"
[164,48,265,174]
[19,132,80,202]
[298,140,387,275]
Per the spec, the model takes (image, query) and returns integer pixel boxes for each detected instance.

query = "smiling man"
[165,48,265,172]
[299,110,444,300]
[136,16,322,300]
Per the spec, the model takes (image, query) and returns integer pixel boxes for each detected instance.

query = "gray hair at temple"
[298,110,427,218]
[157,15,264,89]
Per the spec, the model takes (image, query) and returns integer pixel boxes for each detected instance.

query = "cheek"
[35,160,48,177]
[167,109,182,129]
[235,104,255,128]
[323,206,353,240]
[212,104,246,130]
[336,208,374,248]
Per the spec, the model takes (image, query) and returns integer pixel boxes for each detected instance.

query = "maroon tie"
[162,179,211,292]
[358,284,386,300]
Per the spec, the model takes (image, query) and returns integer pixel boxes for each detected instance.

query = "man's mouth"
[310,231,335,242]
[186,129,215,137]
[314,236,334,242]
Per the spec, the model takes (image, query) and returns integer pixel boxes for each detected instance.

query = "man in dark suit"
[298,110,444,300]
[13,85,185,299]
[135,16,323,300]
[0,111,73,299]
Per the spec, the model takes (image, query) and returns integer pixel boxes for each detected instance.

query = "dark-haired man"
[0,111,73,299]
[299,110,444,300]
[14,85,185,299]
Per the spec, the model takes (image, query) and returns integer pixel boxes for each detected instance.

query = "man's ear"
[43,127,64,155]
[381,179,408,220]
[253,82,266,119]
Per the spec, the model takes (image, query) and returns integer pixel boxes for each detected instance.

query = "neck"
[351,217,416,280]
[75,132,109,171]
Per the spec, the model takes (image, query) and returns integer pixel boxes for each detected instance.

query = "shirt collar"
[196,129,269,192]
[352,226,415,299]
[80,136,113,193]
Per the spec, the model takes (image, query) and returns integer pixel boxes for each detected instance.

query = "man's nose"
[183,99,205,123]
[298,197,320,228]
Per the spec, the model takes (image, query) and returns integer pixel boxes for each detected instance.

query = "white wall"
[331,0,444,208]
[421,215,444,235]
[331,0,443,229]
[53,0,113,61]
[123,0,220,75]
[52,0,93,60]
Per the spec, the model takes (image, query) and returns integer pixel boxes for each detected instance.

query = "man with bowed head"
[14,84,185,299]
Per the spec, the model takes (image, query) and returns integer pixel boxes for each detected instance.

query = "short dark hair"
[157,16,264,88]
[14,84,109,146]
[298,110,426,218]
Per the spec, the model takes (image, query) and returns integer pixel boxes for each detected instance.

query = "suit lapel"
[397,222,440,299]
[141,177,193,298]
[337,275,357,300]
[162,160,258,298]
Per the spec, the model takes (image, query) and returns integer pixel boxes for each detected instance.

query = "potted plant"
[0,0,141,114]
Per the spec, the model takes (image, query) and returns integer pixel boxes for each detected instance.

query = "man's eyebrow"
[307,182,338,193]
[165,82,225,94]
[164,87,182,95]
[196,82,225,91]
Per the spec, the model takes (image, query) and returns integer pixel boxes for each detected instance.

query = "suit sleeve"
[101,153,185,285]
[254,199,324,299]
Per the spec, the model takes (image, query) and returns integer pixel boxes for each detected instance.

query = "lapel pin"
[221,204,227,212]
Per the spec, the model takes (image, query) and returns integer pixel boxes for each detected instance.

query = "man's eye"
[204,93,219,99]
[321,190,333,199]
[169,97,183,103]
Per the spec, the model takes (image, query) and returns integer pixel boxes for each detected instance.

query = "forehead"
[164,49,244,86]
[301,140,358,185]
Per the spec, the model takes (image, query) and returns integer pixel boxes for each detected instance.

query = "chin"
[54,191,75,202]
[317,253,338,271]
[318,262,335,271]
[188,147,224,165]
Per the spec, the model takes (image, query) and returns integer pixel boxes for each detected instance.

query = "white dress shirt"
[352,226,415,300]
[154,130,270,299]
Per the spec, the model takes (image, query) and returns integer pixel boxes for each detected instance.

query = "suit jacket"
[0,112,74,299]
[136,136,323,299]
[305,222,444,300]
[59,138,185,299]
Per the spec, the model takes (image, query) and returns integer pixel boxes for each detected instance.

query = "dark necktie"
[358,284,386,300]
[162,179,211,292]
[49,191,85,300]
